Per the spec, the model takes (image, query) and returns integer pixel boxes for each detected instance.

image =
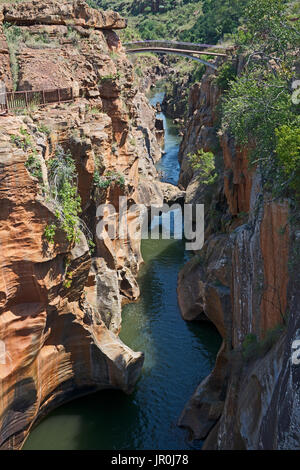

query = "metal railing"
[125,40,228,53]
[124,40,228,70]
[0,87,74,115]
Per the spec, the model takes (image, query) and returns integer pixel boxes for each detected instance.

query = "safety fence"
[0,87,74,115]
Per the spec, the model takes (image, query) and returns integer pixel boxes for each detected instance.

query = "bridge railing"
[124,40,227,52]
[0,87,74,114]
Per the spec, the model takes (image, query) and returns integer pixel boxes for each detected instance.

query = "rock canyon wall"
[177,59,300,449]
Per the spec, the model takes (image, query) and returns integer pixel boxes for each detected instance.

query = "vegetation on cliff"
[93,169,125,189]
[221,0,300,200]
[188,149,217,185]
[45,146,82,244]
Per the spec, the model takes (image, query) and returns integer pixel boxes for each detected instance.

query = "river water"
[24,88,221,450]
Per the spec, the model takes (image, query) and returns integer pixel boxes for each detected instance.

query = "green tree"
[221,0,299,198]
[181,0,249,44]
[275,122,300,196]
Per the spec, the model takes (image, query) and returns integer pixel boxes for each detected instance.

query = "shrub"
[11,128,43,182]
[222,71,293,149]
[37,124,51,136]
[25,153,43,181]
[99,72,121,82]
[275,122,300,196]
[63,270,73,289]
[55,181,82,243]
[94,170,125,189]
[87,239,96,251]
[11,127,34,151]
[215,61,237,91]
[188,149,217,185]
[190,63,206,83]
[66,27,81,46]
[239,0,299,64]
[89,106,101,115]
[44,224,57,244]
[45,146,82,244]
[48,146,77,193]
[45,147,96,250]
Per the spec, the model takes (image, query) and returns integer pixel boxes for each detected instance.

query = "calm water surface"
[24,89,221,450]
[149,89,181,186]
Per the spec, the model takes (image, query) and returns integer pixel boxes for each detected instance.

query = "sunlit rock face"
[3,0,127,30]
[0,0,164,450]
[0,21,12,89]
[177,57,299,449]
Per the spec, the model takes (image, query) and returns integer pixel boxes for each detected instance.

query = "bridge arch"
[125,41,228,70]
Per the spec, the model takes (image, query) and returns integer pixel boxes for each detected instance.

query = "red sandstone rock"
[177,57,297,449]
[260,200,289,333]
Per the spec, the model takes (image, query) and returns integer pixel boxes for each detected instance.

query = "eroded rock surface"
[177,57,299,449]
[0,22,12,89]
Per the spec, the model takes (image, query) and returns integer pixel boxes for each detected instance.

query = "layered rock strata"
[177,58,299,449]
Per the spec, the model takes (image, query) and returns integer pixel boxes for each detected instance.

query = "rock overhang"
[1,0,127,30]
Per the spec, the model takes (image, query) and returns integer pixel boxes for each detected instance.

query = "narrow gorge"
[0,0,299,452]
[23,87,221,450]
